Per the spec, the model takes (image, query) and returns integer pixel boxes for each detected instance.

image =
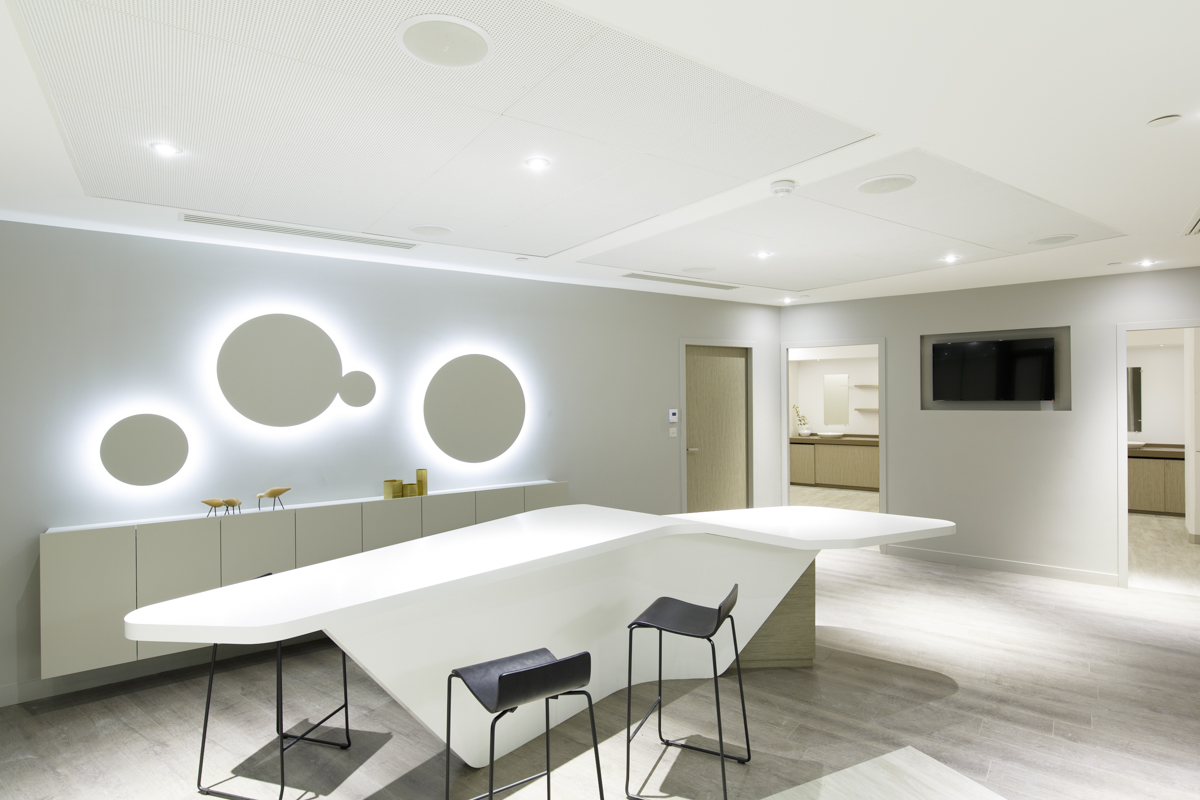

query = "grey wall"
[782,267,1200,584]
[0,221,782,705]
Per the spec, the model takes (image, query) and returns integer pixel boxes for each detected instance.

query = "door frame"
[679,338,756,513]
[780,336,888,514]
[1115,318,1200,588]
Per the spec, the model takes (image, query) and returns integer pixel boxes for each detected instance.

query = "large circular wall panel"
[101,414,189,485]
[218,314,343,426]
[424,355,525,463]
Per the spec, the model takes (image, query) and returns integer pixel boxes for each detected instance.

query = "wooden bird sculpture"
[201,498,224,518]
[257,487,291,510]
[222,498,242,515]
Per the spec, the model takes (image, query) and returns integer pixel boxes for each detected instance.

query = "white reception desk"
[126,504,953,767]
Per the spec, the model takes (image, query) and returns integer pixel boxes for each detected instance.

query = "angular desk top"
[125,504,953,645]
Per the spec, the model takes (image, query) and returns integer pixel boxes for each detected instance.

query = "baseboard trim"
[0,632,326,709]
[881,544,1119,587]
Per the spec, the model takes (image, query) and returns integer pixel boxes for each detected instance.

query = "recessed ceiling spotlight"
[756,251,772,259]
[524,157,552,171]
[857,174,916,194]
[1147,115,1182,128]
[1138,259,1158,267]
[941,254,960,263]
[150,142,182,156]
[408,224,453,236]
[781,297,793,304]
[396,15,493,68]
[771,180,796,197]
[682,267,716,274]
[1029,234,1077,246]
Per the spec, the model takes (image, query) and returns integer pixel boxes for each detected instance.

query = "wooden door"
[685,345,749,512]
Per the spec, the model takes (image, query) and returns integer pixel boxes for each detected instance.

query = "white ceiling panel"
[368,116,636,235]
[301,0,601,114]
[50,95,252,214]
[646,91,873,180]
[583,195,1009,291]
[797,149,1123,253]
[504,27,761,152]
[563,154,743,217]
[241,63,499,231]
[85,1,324,59]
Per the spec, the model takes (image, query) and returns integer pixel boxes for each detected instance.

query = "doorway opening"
[1124,327,1198,595]
[786,343,881,512]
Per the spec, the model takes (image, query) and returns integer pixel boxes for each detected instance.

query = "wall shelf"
[854,384,878,388]
[855,407,879,411]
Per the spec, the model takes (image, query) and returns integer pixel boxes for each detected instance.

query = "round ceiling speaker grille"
[857,174,916,194]
[409,225,454,236]
[397,15,492,68]
[1029,234,1077,246]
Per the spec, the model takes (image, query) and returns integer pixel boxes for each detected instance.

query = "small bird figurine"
[257,487,291,510]
[201,498,224,518]
[223,498,242,515]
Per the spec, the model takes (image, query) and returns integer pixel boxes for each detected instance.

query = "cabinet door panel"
[363,498,421,551]
[136,518,220,659]
[789,444,815,485]
[297,504,362,568]
[41,527,137,678]
[1128,458,1166,513]
[815,445,879,489]
[221,511,296,585]
[423,492,476,536]
[1165,460,1186,514]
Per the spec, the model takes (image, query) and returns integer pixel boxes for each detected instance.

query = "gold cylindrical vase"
[416,469,428,496]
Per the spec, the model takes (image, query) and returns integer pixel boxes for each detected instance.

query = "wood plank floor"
[3,547,1200,800]
[1129,512,1200,597]
[788,485,879,513]
[762,746,1005,800]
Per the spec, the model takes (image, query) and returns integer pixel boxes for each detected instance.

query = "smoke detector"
[771,180,795,197]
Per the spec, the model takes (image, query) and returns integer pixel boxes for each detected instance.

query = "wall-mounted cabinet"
[40,481,568,679]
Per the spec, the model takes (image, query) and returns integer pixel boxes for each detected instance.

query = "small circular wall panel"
[218,314,344,426]
[339,371,376,407]
[424,355,525,463]
[100,414,189,485]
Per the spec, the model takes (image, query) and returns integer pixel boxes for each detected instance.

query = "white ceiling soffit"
[582,149,1125,292]
[789,345,878,361]
[1127,328,1186,347]
[14,0,872,258]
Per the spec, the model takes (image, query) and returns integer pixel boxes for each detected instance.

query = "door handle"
[686,448,699,452]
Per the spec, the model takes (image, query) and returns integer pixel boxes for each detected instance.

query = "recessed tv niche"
[932,338,1056,401]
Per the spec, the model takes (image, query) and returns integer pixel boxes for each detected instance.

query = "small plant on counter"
[792,405,808,428]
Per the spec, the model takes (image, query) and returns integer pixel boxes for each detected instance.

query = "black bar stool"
[624,585,750,800]
[445,648,604,800]
[197,574,351,800]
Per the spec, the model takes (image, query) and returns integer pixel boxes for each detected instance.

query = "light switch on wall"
[668,427,677,438]
[668,408,678,423]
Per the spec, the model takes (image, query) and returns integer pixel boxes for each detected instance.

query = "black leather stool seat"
[451,648,590,714]
[445,647,604,800]
[631,597,721,638]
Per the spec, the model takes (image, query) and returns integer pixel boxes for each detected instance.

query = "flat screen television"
[932,338,1055,401]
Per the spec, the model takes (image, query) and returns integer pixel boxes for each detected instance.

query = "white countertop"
[125,504,953,645]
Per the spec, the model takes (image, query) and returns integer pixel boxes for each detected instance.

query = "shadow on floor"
[225,724,391,796]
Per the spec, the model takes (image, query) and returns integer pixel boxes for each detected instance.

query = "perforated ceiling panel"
[797,150,1123,253]
[15,0,874,256]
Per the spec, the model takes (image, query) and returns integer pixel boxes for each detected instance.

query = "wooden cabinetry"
[1129,457,1185,515]
[789,443,815,484]
[816,444,880,490]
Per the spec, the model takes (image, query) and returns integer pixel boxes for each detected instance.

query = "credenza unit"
[1128,448,1185,515]
[40,481,568,679]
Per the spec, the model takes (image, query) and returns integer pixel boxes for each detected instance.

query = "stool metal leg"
[198,642,352,800]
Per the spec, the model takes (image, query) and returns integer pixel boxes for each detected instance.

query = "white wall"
[781,266,1200,585]
[0,221,783,705]
[1127,345,1184,444]
[788,357,879,435]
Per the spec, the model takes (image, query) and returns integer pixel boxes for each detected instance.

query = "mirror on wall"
[823,374,850,426]
[1126,366,1142,433]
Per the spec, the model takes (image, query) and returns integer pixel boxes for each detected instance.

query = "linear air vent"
[623,273,738,290]
[181,214,417,249]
